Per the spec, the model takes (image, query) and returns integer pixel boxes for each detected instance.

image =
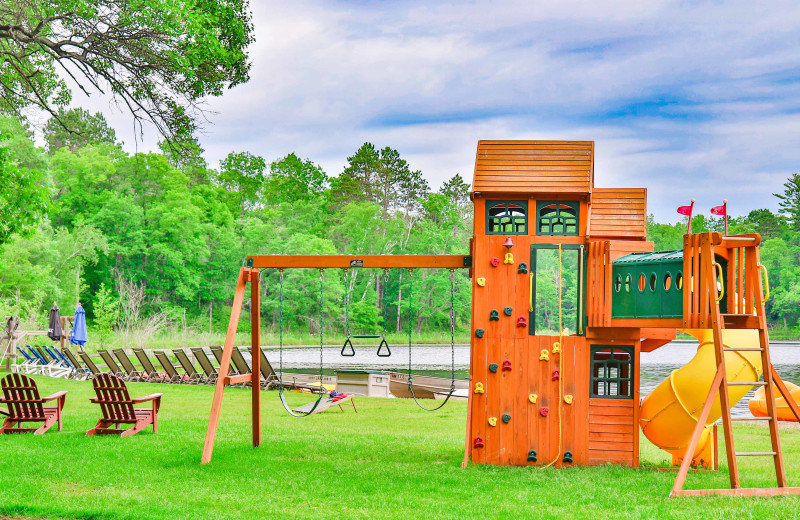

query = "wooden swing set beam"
[247,254,471,269]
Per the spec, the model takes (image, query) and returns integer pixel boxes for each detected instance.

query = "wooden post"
[251,269,261,448]
[201,268,249,464]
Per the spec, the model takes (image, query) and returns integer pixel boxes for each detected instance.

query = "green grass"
[2,376,800,520]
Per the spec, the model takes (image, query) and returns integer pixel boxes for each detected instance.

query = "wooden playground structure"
[203,140,800,497]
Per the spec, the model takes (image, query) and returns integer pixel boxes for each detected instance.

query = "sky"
[67,0,800,221]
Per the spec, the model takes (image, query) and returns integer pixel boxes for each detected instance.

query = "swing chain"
[278,268,285,383]
[407,268,414,386]
[449,268,456,392]
[381,268,390,339]
[342,268,350,338]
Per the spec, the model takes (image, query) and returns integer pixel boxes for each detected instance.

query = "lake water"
[261,341,800,417]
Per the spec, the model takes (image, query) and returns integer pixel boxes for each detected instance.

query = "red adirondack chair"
[87,373,162,437]
[0,373,67,434]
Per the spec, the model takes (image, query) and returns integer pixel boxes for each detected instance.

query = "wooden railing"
[587,240,612,327]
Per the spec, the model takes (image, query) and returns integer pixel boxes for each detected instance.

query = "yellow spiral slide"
[639,329,762,467]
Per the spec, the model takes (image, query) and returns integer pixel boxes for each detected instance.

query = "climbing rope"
[545,245,564,468]
[407,268,456,411]
[277,268,325,417]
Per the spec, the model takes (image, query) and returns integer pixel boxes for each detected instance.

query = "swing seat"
[352,334,381,339]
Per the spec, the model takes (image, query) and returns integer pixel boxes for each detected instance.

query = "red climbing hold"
[516,316,527,327]
[540,407,549,417]
[502,360,512,371]
[474,436,485,448]
[490,257,500,267]
[552,369,560,381]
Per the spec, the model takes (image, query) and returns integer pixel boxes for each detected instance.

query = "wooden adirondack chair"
[86,373,162,437]
[0,373,67,434]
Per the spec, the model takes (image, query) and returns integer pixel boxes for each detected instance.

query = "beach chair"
[173,349,205,384]
[13,347,40,375]
[29,345,71,378]
[133,349,167,383]
[79,351,104,377]
[97,350,127,379]
[257,348,281,390]
[210,346,237,376]
[153,351,186,383]
[113,349,146,382]
[0,373,67,434]
[86,373,162,437]
[190,348,218,384]
[230,347,252,379]
[61,347,92,380]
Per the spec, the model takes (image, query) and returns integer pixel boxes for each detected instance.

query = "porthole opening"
[649,273,657,291]
[638,274,646,292]
[676,272,683,290]
[624,274,631,293]
[614,275,622,293]
[664,273,672,291]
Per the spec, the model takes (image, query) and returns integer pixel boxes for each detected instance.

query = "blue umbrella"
[70,304,88,347]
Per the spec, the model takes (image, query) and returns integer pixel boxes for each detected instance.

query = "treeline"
[0,111,472,346]
[1,110,800,342]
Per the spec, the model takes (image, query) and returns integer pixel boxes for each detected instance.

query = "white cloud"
[61,0,800,221]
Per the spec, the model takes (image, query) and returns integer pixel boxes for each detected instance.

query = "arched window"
[536,201,579,236]
[486,201,527,235]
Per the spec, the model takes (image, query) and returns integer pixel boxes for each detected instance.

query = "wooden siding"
[472,141,594,195]
[588,398,636,466]
[588,188,647,240]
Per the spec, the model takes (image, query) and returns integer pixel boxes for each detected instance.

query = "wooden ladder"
[671,233,800,497]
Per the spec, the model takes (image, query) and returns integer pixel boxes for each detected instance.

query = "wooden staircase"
[671,233,800,497]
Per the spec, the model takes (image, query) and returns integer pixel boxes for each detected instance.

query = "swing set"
[201,254,469,464]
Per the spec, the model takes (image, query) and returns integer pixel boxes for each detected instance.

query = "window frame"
[485,200,529,236]
[528,243,587,337]
[535,200,580,236]
[590,345,634,399]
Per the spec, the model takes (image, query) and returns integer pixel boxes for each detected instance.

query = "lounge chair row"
[15,344,318,392]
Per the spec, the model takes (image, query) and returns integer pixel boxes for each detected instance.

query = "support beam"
[251,270,261,448]
[247,254,470,269]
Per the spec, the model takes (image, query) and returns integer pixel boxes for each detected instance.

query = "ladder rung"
[723,347,763,352]
[735,451,777,457]
[731,416,772,421]
[727,382,767,386]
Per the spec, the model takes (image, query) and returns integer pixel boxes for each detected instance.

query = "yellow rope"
[546,244,564,468]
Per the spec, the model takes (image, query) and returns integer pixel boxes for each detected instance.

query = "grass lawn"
[2,375,800,520]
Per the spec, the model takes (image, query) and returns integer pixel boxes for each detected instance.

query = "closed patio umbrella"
[48,303,62,341]
[70,303,88,348]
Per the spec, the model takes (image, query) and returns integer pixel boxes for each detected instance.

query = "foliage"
[0,0,254,141]
[92,282,118,346]
[43,108,118,153]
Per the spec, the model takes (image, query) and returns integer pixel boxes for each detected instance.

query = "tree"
[93,282,119,346]
[216,151,267,218]
[0,127,48,244]
[265,153,328,205]
[775,173,800,229]
[44,108,117,153]
[0,0,254,141]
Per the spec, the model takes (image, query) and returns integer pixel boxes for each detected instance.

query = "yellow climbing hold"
[474,382,485,394]
[477,277,486,287]
[529,393,538,404]
[504,252,514,264]
[564,394,574,405]
[488,417,497,427]
[552,342,561,354]
[539,349,550,361]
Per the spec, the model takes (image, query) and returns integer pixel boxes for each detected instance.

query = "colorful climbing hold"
[562,451,573,464]
[477,277,486,287]
[527,450,537,462]
[502,360,512,371]
[516,315,527,328]
[518,262,528,274]
[488,416,497,427]
[502,414,511,424]
[540,407,549,417]
[528,393,538,404]
[489,309,499,321]
[504,252,514,265]
[539,349,550,361]
[490,257,500,267]
[475,328,485,338]
[552,369,560,381]
[503,306,512,316]
[474,436,485,448]
[552,342,561,354]
[489,363,498,373]
[563,394,574,405]
[474,382,485,394]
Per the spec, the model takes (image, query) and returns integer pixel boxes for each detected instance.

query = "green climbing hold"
[502,414,511,424]
[503,306,512,316]
[518,262,528,274]
[527,450,537,462]
[475,328,485,338]
[490,310,499,321]
[563,451,573,464]
[489,363,498,373]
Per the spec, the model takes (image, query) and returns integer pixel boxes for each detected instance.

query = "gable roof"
[588,188,647,240]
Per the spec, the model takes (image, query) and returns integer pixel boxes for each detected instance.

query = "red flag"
[677,199,695,234]
[711,200,728,235]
